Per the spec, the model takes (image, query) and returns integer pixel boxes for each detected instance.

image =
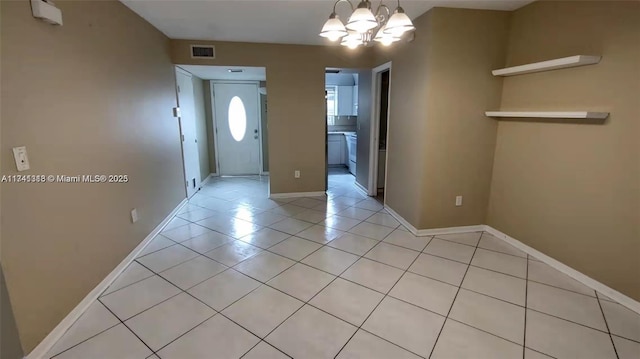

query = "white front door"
[176,68,201,197]
[213,82,261,175]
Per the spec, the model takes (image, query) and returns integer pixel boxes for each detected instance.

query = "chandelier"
[319,0,416,48]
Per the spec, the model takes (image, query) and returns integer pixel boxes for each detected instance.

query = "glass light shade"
[384,7,415,36]
[319,14,348,41]
[341,31,363,49]
[346,7,378,33]
[374,24,400,46]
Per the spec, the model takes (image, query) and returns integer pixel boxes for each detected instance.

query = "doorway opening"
[325,68,359,195]
[368,62,392,202]
[175,65,269,200]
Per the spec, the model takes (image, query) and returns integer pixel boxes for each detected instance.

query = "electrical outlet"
[131,208,139,223]
[294,170,300,178]
[455,196,463,207]
[12,146,30,172]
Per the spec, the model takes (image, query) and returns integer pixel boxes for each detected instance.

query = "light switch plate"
[131,208,139,223]
[13,146,30,171]
[455,196,463,207]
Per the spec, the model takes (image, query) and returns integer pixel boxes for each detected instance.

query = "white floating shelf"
[492,55,601,76]
[485,111,609,120]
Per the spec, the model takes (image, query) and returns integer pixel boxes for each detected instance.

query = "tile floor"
[47,173,640,359]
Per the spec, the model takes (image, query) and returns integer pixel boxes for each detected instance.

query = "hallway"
[45,177,638,359]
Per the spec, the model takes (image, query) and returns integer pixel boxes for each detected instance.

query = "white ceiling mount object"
[120,1,533,46]
[492,55,601,76]
[485,111,609,120]
[31,0,63,26]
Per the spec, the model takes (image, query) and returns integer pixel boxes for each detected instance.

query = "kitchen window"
[326,86,337,125]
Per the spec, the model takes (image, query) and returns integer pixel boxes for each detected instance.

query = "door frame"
[175,66,202,198]
[210,80,264,176]
[367,61,392,197]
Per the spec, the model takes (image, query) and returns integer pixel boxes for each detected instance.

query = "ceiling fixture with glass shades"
[319,0,416,48]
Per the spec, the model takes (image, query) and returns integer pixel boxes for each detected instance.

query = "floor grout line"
[55,176,627,358]
[427,232,482,359]
[523,254,530,359]
[596,291,621,359]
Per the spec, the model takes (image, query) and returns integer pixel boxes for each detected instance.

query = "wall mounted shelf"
[492,55,601,76]
[485,111,609,119]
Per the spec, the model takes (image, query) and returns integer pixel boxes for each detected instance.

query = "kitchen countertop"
[328,131,357,137]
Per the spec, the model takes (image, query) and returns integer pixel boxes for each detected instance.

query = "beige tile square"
[526,310,616,359]
[431,320,522,359]
[266,305,357,359]
[268,237,322,261]
[158,315,259,359]
[477,233,526,258]
[364,242,419,270]
[296,225,345,244]
[54,324,151,359]
[424,238,475,264]
[137,236,176,257]
[362,297,445,357]
[302,247,359,275]
[180,231,234,254]
[310,278,384,326]
[461,266,526,306]
[137,245,199,273]
[159,255,227,290]
[161,223,211,243]
[321,215,363,231]
[238,228,291,249]
[341,258,404,293]
[103,262,154,296]
[527,260,595,296]
[205,240,262,266]
[100,276,180,320]
[223,286,303,338]
[349,222,394,240]
[365,213,400,228]
[612,335,640,359]
[188,269,261,311]
[337,330,421,359]
[600,300,640,341]
[383,230,431,251]
[268,263,335,301]
[125,293,215,351]
[328,233,379,256]
[408,253,468,286]
[234,251,296,282]
[389,272,458,316]
[527,281,607,331]
[471,248,527,278]
[435,232,482,247]
[449,289,525,344]
[243,342,289,359]
[269,218,314,235]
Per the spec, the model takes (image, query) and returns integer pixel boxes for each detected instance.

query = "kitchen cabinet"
[337,86,358,116]
[328,134,346,165]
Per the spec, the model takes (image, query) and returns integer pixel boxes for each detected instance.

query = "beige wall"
[1,0,185,352]
[1,265,23,359]
[487,1,640,299]
[191,75,211,181]
[171,40,372,194]
[379,8,509,228]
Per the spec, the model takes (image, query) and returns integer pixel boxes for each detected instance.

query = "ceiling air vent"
[191,45,215,59]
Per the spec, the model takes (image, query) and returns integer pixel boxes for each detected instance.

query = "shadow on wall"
[1,265,24,359]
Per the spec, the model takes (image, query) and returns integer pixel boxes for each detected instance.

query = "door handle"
[254,135,259,139]
[254,129,258,134]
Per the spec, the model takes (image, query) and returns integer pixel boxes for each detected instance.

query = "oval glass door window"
[228,96,247,142]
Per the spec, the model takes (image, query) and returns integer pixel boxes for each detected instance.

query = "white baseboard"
[417,225,486,237]
[385,206,484,237]
[269,191,326,199]
[354,181,368,197]
[384,206,420,235]
[483,225,640,315]
[26,198,189,359]
[200,174,215,187]
[384,205,640,314]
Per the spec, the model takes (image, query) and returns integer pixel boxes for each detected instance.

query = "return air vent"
[190,45,215,59]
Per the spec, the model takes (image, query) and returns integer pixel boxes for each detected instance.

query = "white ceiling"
[121,0,533,46]
[178,65,266,80]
